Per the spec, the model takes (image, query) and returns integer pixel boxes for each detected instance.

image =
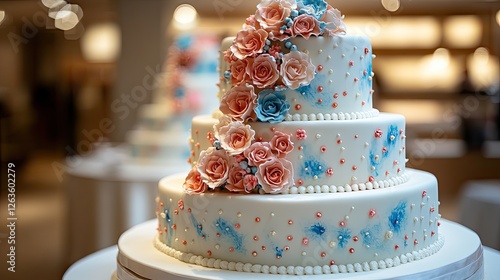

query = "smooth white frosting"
[155,169,441,273]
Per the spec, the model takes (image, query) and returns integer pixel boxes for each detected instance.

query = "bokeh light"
[381,0,400,12]
[0,11,5,26]
[81,23,121,63]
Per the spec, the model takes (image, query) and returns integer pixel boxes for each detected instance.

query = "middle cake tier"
[190,113,407,192]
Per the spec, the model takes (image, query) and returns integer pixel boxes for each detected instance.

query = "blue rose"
[255,90,290,124]
[297,0,327,20]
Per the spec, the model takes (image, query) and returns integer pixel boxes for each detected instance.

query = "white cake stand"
[116,219,483,280]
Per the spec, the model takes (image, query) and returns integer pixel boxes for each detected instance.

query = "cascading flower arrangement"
[184,0,346,195]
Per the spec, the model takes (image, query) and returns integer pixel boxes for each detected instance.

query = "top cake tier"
[218,1,377,121]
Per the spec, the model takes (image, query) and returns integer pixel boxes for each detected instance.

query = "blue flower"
[297,0,327,20]
[255,90,290,124]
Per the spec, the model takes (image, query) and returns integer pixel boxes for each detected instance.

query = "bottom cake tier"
[154,169,442,274]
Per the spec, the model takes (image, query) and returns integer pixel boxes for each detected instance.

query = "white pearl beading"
[286,109,379,122]
[153,234,444,275]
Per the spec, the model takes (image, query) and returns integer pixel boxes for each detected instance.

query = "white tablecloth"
[459,180,500,251]
[65,144,189,263]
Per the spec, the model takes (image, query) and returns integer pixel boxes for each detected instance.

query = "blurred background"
[0,0,499,279]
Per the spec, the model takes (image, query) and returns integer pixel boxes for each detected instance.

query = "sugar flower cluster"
[184,116,295,194]
[184,0,347,195]
[221,0,346,124]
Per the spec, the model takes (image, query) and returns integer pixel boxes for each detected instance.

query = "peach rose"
[219,121,256,155]
[223,48,237,63]
[226,165,246,192]
[280,50,315,89]
[246,54,279,88]
[244,142,274,166]
[291,14,321,39]
[197,147,231,189]
[231,27,268,59]
[256,0,296,40]
[256,0,296,29]
[321,5,346,35]
[220,84,257,122]
[213,115,232,140]
[256,157,294,194]
[183,167,209,194]
[243,174,259,192]
[270,131,294,157]
[230,58,250,86]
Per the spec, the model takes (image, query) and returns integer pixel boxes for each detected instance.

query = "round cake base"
[116,219,483,280]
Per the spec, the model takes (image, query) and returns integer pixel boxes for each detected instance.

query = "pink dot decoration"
[317,86,323,92]
[364,47,369,54]
[288,220,293,225]
[339,221,346,227]
[229,247,234,252]
[320,146,327,153]
[320,252,326,258]
[326,168,333,176]
[414,239,418,245]
[287,235,293,241]
[332,102,338,108]
[340,158,345,164]
[316,212,322,218]
[235,223,240,229]
[333,93,339,99]
[385,171,390,176]
[353,236,359,242]
[349,248,355,254]
[374,129,383,138]
[252,251,257,256]
[354,77,359,82]
[295,104,302,110]
[354,134,359,139]
[255,217,261,222]
[422,190,427,197]
[352,165,357,171]
[318,98,323,104]
[317,65,323,72]
[302,237,309,246]
[337,139,342,144]
[253,235,259,241]
[368,176,374,182]
[207,250,212,256]
[369,209,376,217]
[348,60,354,66]
[342,91,348,96]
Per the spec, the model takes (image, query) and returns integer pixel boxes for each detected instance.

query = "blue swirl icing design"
[306,223,327,240]
[299,145,327,180]
[190,212,208,239]
[163,207,174,246]
[336,228,351,249]
[295,73,331,108]
[359,60,372,103]
[388,201,408,234]
[214,218,245,253]
[360,224,385,250]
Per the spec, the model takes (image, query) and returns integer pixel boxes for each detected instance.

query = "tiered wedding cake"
[125,34,220,164]
[151,0,446,275]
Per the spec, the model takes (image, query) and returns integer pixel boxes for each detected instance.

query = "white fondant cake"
[147,0,448,276]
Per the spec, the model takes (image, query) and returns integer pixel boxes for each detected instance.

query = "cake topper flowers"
[184,0,347,195]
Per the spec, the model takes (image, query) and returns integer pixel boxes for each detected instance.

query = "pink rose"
[270,131,294,157]
[219,121,255,155]
[197,147,231,189]
[321,5,347,35]
[183,167,209,194]
[244,14,259,29]
[231,27,268,59]
[280,51,315,89]
[230,58,250,86]
[256,157,294,194]
[291,14,321,39]
[220,84,257,122]
[246,54,279,88]
[268,45,282,60]
[243,174,259,192]
[244,142,274,166]
[226,165,246,192]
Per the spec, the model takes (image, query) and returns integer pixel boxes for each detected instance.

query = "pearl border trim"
[153,234,444,275]
[283,172,409,194]
[286,109,379,122]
